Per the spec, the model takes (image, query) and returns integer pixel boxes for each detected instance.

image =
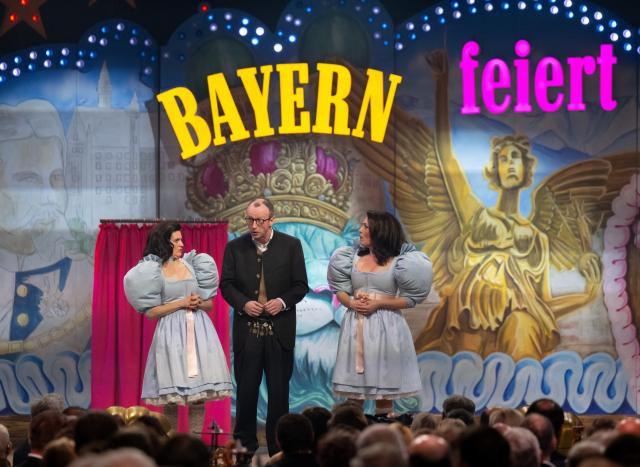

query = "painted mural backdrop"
[0,21,159,413]
[0,0,638,417]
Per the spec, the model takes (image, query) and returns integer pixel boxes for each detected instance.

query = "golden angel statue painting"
[347,50,638,362]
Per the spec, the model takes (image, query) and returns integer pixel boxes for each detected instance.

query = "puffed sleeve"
[327,246,356,295]
[394,243,432,308]
[123,255,163,313]
[183,250,218,300]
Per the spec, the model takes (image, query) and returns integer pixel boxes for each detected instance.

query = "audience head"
[276,413,314,454]
[74,411,119,454]
[567,440,606,467]
[522,413,555,459]
[579,458,619,467]
[328,403,368,431]
[616,417,640,437]
[587,429,618,448]
[316,427,357,467]
[30,410,66,453]
[68,448,156,467]
[458,426,510,467]
[62,407,88,419]
[503,426,541,467]
[391,422,414,448]
[409,434,451,467]
[351,443,408,467]
[442,396,475,417]
[43,437,76,467]
[0,424,10,461]
[133,416,168,439]
[604,433,640,466]
[444,408,475,427]
[31,393,65,417]
[105,426,156,458]
[356,423,407,455]
[435,418,466,445]
[526,398,564,438]
[157,433,209,467]
[302,406,331,451]
[411,413,439,434]
[488,408,524,428]
[581,417,615,439]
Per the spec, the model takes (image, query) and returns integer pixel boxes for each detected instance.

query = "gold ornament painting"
[346,51,638,361]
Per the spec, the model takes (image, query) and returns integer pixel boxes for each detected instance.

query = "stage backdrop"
[0,0,638,418]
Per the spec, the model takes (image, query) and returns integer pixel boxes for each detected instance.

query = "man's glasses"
[244,217,272,226]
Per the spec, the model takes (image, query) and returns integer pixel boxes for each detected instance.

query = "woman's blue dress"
[328,244,432,399]
[124,251,232,405]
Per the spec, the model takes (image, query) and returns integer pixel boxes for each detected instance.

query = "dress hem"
[143,388,232,405]
[333,388,419,400]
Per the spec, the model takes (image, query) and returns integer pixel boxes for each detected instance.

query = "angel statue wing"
[342,53,482,292]
[530,152,639,271]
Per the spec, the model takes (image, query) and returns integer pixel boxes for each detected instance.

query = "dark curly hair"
[143,222,181,263]
[358,211,405,266]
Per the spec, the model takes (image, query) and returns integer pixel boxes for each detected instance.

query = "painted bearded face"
[0,136,67,243]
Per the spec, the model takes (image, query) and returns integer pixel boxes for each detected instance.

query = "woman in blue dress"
[124,222,232,434]
[328,211,432,414]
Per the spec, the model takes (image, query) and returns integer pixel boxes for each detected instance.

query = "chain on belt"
[248,318,274,337]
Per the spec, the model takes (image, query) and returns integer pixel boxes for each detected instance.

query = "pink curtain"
[91,222,231,441]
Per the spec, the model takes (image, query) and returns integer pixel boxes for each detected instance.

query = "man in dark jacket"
[220,197,308,457]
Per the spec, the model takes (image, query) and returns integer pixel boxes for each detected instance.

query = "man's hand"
[243,300,264,317]
[263,299,284,316]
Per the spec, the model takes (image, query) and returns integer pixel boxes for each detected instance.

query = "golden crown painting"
[0,0,638,466]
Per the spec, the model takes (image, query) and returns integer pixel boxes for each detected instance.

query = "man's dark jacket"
[220,230,308,351]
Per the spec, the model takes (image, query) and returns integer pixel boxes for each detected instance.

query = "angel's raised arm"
[426,50,481,225]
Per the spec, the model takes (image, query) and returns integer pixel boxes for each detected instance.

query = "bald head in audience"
[616,417,640,437]
[409,434,451,467]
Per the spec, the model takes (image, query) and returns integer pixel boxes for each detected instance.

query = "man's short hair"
[74,412,119,454]
[157,434,209,467]
[328,404,368,431]
[67,448,155,467]
[29,409,66,451]
[488,408,524,428]
[247,197,274,217]
[526,398,564,438]
[276,413,314,454]
[356,424,406,453]
[442,395,475,416]
[351,443,408,467]
[316,428,357,467]
[444,408,475,426]
[30,393,64,417]
[302,406,331,449]
[411,413,438,433]
[604,433,640,466]
[504,427,541,467]
[458,426,510,467]
[522,413,555,456]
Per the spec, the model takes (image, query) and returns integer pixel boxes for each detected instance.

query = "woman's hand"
[184,293,202,310]
[352,296,378,316]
